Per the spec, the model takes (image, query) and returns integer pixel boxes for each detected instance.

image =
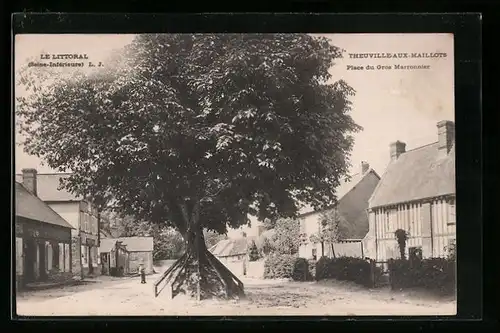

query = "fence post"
[369,259,375,288]
[388,259,393,290]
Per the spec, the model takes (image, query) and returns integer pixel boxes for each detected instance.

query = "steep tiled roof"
[299,169,380,240]
[99,238,130,253]
[99,238,117,253]
[298,168,379,215]
[369,143,455,208]
[15,173,81,202]
[210,237,254,257]
[115,236,153,252]
[15,182,74,229]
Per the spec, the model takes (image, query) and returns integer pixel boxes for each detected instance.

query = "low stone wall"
[246,260,265,279]
[225,261,245,278]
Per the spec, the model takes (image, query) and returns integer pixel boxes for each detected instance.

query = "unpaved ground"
[16,274,456,316]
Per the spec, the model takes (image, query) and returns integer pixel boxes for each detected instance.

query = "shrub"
[291,258,317,281]
[263,254,297,279]
[315,256,331,280]
[388,257,456,295]
[248,241,260,262]
[315,256,373,287]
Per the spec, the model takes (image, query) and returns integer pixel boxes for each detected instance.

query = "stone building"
[16,170,102,279]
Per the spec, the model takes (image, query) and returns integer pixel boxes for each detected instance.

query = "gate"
[372,260,390,287]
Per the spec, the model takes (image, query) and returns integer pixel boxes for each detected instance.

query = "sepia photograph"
[14,32,457,316]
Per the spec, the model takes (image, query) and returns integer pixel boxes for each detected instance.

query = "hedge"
[291,257,316,281]
[315,256,373,287]
[265,254,374,287]
[264,254,297,279]
[388,257,456,294]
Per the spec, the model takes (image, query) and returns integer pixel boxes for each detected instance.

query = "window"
[85,213,90,233]
[81,245,88,266]
[448,200,456,225]
[92,247,98,267]
[312,248,317,261]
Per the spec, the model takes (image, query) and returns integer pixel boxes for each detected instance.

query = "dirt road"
[15,275,456,316]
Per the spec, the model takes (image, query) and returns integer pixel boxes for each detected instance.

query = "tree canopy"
[309,209,341,257]
[17,33,360,238]
[271,217,301,255]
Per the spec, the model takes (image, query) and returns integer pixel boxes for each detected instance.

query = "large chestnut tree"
[17,33,360,300]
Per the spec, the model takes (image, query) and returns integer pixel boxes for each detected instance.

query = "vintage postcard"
[14,32,457,316]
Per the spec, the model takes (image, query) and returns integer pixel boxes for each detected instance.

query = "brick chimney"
[21,168,38,196]
[390,141,406,161]
[437,120,455,156]
[361,161,370,174]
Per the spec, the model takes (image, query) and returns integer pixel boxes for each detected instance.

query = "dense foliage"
[388,257,456,295]
[263,254,297,279]
[17,33,359,239]
[100,210,226,260]
[270,217,301,255]
[394,229,409,260]
[309,209,341,257]
[314,256,373,287]
[291,257,316,281]
[247,240,260,261]
[258,235,275,256]
[17,34,360,297]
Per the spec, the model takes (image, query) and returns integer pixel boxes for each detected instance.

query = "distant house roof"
[16,173,81,202]
[99,238,118,253]
[99,238,129,253]
[210,237,254,257]
[15,182,74,229]
[103,236,154,252]
[298,168,380,216]
[298,168,381,239]
[369,142,455,208]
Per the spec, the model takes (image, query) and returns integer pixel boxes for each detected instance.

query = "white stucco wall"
[48,202,79,227]
[47,202,80,236]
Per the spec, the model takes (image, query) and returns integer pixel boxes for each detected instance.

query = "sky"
[14,33,454,238]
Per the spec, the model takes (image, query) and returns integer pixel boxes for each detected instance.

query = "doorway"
[38,242,47,281]
[23,238,36,283]
[88,246,94,274]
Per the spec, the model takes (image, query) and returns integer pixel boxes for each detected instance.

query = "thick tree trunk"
[158,201,244,300]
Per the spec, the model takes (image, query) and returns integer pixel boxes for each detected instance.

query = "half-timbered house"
[363,120,456,261]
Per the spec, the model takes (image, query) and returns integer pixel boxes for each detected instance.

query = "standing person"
[139,262,146,284]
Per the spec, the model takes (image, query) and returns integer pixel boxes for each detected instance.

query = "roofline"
[217,253,246,257]
[368,141,443,206]
[369,193,456,210]
[299,168,380,218]
[16,213,76,230]
[15,172,74,176]
[404,141,439,154]
[16,183,76,230]
[44,199,83,204]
